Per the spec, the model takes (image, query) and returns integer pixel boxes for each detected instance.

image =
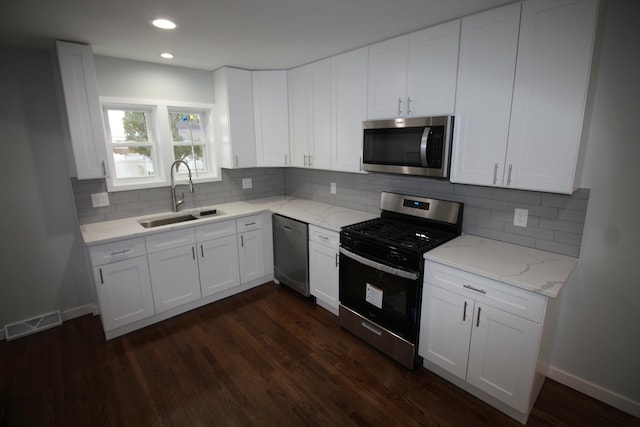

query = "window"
[101,98,217,191]
[105,107,157,179]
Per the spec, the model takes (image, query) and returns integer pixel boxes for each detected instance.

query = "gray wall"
[285,169,588,258]
[94,55,215,103]
[0,46,94,328]
[549,0,640,405]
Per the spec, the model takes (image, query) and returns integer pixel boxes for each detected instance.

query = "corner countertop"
[424,235,577,298]
[80,196,378,246]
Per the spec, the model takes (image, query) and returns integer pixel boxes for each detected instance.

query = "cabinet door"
[505,0,598,193]
[213,67,256,168]
[467,303,541,413]
[406,20,461,117]
[288,60,331,169]
[198,235,241,297]
[419,285,473,380]
[253,70,290,167]
[94,257,154,331]
[148,245,201,313]
[331,47,368,173]
[309,241,339,314]
[238,230,265,284]
[56,41,108,179]
[450,3,521,187]
[367,35,409,119]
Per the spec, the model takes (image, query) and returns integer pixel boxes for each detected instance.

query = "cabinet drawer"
[309,224,339,247]
[195,219,236,242]
[145,228,196,254]
[89,237,146,266]
[424,260,546,323]
[236,214,264,232]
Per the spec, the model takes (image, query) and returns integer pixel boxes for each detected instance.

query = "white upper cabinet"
[330,47,368,173]
[505,0,599,193]
[367,21,461,120]
[288,58,331,169]
[450,3,522,188]
[451,0,599,194]
[213,67,257,168]
[252,70,290,167]
[55,41,109,179]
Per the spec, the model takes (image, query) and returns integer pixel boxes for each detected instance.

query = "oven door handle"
[339,247,419,281]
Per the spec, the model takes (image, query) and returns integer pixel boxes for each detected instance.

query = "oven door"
[339,247,421,342]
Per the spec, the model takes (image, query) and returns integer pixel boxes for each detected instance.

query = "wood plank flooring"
[0,282,638,427]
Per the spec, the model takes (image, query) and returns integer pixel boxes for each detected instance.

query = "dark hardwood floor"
[1,282,638,427]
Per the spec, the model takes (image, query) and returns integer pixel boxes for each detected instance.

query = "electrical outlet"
[242,178,253,189]
[330,182,337,194]
[514,208,528,227]
[91,192,110,208]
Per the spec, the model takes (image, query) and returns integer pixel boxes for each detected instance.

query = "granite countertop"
[81,196,378,246]
[424,235,577,298]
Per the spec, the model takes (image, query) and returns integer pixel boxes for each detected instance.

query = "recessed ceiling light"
[160,52,174,59]
[152,18,177,30]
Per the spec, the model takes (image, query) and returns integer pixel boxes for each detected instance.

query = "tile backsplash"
[71,167,588,257]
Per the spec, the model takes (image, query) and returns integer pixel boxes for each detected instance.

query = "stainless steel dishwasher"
[272,214,309,297]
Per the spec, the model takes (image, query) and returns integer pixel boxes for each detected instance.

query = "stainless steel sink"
[138,214,198,228]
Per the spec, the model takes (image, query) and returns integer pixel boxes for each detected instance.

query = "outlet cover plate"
[514,208,528,227]
[330,182,336,194]
[242,178,253,189]
[91,192,110,208]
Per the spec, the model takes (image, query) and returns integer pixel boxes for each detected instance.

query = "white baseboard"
[61,304,98,321]
[548,366,640,419]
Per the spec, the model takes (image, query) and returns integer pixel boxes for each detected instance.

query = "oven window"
[339,254,420,340]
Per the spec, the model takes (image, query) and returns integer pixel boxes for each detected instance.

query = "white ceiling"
[0,0,514,71]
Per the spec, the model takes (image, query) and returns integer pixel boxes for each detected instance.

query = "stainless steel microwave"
[362,115,454,178]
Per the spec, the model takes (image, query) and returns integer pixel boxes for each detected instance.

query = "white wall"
[94,55,215,102]
[550,0,640,415]
[0,47,94,330]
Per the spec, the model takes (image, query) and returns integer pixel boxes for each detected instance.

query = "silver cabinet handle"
[109,249,130,256]
[101,160,107,177]
[476,306,482,327]
[493,163,499,185]
[192,246,195,260]
[463,284,486,294]
[319,235,328,240]
[463,301,468,321]
[200,244,204,258]
[407,96,412,115]
[244,222,256,227]
[99,268,104,284]
[335,253,339,267]
[308,155,313,166]
[234,155,239,167]
[398,97,403,116]
[303,154,308,167]
[241,235,244,247]
[507,164,513,186]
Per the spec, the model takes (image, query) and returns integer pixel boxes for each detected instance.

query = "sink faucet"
[170,160,194,212]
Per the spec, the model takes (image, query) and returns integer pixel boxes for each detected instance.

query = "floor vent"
[4,311,62,341]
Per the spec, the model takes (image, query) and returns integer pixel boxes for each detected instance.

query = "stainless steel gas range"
[339,192,463,369]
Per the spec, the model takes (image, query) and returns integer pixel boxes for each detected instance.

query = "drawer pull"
[244,222,256,227]
[319,235,329,240]
[362,321,382,336]
[463,284,486,294]
[109,249,130,256]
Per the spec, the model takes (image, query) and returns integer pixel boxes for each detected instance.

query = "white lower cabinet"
[146,229,201,313]
[308,225,340,315]
[89,238,155,332]
[419,260,551,424]
[195,219,241,297]
[89,213,274,339]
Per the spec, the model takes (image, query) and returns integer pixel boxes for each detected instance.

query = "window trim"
[101,97,218,192]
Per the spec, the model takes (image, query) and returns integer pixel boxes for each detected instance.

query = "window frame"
[101,97,218,192]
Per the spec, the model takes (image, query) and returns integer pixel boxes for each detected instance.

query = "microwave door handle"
[420,127,431,167]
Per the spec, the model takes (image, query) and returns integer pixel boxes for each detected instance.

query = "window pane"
[112,147,155,178]
[107,110,149,143]
[170,113,202,143]
[173,145,207,173]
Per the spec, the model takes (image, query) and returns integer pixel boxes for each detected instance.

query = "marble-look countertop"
[424,235,577,298]
[81,196,378,246]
